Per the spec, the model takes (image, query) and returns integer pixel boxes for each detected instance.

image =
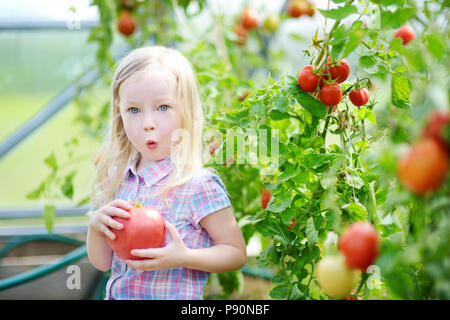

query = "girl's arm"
[182,206,247,273]
[87,200,133,272]
[87,224,114,272]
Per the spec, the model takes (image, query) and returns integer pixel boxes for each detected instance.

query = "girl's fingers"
[111,199,134,210]
[101,214,123,231]
[106,207,130,219]
[100,224,116,240]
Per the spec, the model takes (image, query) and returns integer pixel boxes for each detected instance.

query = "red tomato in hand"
[394,25,415,45]
[349,88,370,107]
[421,110,450,152]
[320,83,342,106]
[106,203,165,261]
[297,65,319,93]
[397,138,449,194]
[261,190,271,209]
[241,8,259,30]
[338,222,379,271]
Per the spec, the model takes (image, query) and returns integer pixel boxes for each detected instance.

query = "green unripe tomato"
[316,255,360,298]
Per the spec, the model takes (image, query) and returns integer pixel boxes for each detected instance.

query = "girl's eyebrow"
[122,97,176,105]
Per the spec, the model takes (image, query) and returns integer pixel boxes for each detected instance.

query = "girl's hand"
[89,199,133,240]
[125,220,188,271]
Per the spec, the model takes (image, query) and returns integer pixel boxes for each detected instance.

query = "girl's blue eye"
[159,105,169,111]
[128,107,139,114]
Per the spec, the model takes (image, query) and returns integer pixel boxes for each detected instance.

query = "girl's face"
[118,64,182,169]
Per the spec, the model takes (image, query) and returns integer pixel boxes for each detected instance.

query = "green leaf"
[225,105,249,124]
[354,108,377,125]
[306,217,318,248]
[302,153,337,169]
[379,223,402,237]
[425,32,446,60]
[274,95,289,112]
[289,284,305,300]
[270,285,291,299]
[342,202,367,221]
[44,152,58,172]
[267,192,292,213]
[271,274,284,284]
[342,26,366,58]
[318,5,358,20]
[346,174,365,189]
[277,164,301,182]
[217,271,241,296]
[76,196,91,206]
[61,170,76,200]
[26,181,46,200]
[359,55,378,73]
[288,82,327,119]
[391,73,411,109]
[43,204,55,234]
[269,109,292,121]
[380,7,416,29]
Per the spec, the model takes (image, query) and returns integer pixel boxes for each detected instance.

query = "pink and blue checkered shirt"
[104,155,231,300]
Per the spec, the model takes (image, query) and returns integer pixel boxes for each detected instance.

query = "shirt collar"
[125,155,173,186]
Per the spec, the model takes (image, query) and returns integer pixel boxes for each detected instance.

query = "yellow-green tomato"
[263,13,280,32]
[316,255,360,298]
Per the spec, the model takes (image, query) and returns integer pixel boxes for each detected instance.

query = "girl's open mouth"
[146,141,158,149]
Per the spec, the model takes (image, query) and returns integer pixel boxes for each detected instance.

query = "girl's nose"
[143,115,156,131]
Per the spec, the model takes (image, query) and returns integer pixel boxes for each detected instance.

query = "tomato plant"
[27,0,450,300]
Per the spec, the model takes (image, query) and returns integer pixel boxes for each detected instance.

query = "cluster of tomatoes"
[317,221,380,299]
[234,1,315,46]
[117,0,137,36]
[397,110,450,195]
[297,57,370,111]
[286,0,315,18]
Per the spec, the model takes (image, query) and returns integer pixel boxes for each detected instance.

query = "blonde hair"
[91,46,216,209]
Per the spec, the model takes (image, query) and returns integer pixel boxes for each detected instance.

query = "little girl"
[86,46,247,300]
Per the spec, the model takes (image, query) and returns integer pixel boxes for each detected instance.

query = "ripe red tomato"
[106,203,165,261]
[306,2,315,17]
[321,58,350,83]
[241,8,259,30]
[394,25,415,45]
[287,218,295,230]
[338,222,379,271]
[297,65,319,93]
[397,138,449,194]
[421,110,450,152]
[261,190,271,209]
[209,139,219,156]
[117,10,136,36]
[349,88,370,107]
[320,83,342,106]
[287,0,309,18]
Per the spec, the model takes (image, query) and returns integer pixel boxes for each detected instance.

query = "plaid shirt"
[104,155,231,300]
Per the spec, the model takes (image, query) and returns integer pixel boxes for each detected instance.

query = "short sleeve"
[189,171,231,229]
